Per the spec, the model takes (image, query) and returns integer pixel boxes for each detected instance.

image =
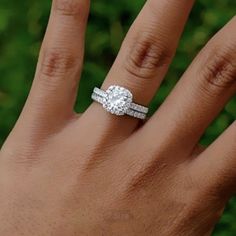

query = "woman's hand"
[1,0,236,235]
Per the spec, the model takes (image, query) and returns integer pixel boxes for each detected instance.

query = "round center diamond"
[103,86,133,115]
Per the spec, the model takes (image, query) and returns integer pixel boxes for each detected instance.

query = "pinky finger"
[190,121,236,198]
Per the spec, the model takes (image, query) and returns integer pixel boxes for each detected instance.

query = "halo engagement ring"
[91,85,149,120]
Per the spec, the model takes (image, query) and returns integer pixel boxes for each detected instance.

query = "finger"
[142,17,236,155]
[190,121,236,198]
[19,0,90,132]
[84,0,195,138]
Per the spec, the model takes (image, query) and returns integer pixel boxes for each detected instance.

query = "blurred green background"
[0,0,236,234]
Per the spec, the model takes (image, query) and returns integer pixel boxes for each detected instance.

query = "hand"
[1,0,236,235]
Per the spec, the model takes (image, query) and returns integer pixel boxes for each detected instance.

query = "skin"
[0,0,236,235]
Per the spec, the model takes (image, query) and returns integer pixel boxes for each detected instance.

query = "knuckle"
[193,168,232,202]
[123,33,172,80]
[54,0,88,17]
[125,158,168,194]
[176,195,223,230]
[1,143,41,167]
[207,167,236,198]
[200,46,236,94]
[172,179,225,230]
[40,48,77,78]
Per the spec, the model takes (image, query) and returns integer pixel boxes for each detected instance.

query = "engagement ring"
[91,85,148,120]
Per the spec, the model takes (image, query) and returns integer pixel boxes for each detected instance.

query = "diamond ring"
[91,85,148,120]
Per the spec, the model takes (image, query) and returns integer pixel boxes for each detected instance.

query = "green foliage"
[0,0,235,234]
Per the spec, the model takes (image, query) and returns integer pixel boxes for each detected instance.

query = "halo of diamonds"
[91,85,148,120]
[103,86,133,115]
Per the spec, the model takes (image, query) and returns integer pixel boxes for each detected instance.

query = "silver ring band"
[91,85,149,120]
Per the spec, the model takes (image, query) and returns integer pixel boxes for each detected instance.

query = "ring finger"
[82,0,195,138]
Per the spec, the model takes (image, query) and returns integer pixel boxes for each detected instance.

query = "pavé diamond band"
[91,85,148,120]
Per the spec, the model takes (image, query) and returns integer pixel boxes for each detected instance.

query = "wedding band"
[91,85,149,120]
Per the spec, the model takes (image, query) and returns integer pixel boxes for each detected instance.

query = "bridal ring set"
[91,85,149,120]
